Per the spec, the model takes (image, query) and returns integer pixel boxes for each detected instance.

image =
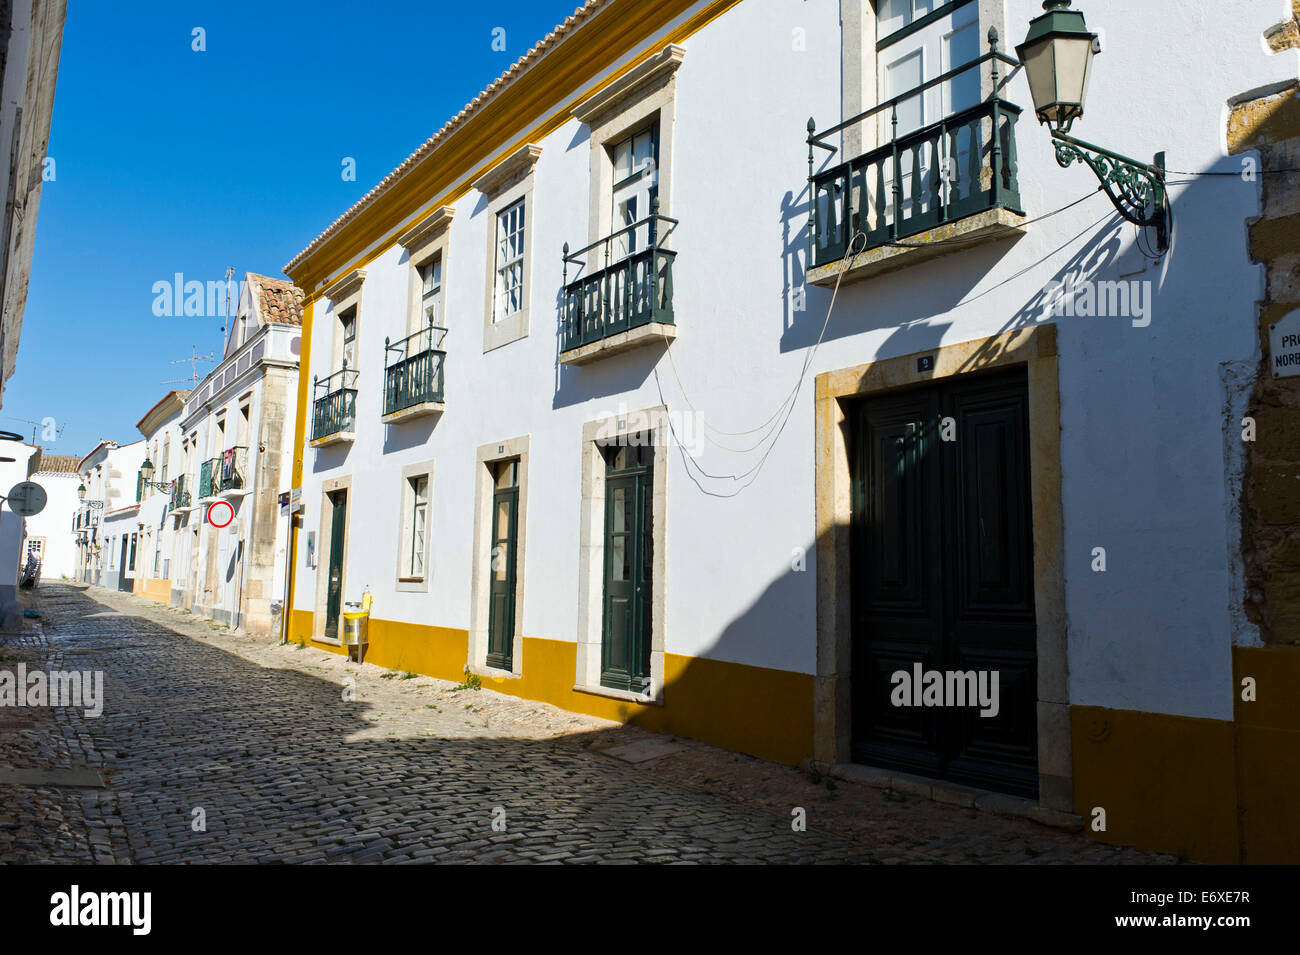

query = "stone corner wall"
[1228,10,1300,646]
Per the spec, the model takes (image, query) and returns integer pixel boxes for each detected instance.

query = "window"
[877,0,936,38]
[493,199,526,323]
[474,143,539,351]
[340,307,357,369]
[610,124,659,259]
[419,257,442,328]
[401,475,429,580]
[161,437,169,483]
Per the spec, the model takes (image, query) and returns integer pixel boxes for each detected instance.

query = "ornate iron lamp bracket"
[1051,130,1168,252]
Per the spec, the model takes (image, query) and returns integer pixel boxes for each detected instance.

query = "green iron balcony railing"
[561,201,677,353]
[807,33,1022,269]
[169,475,190,510]
[198,458,221,499]
[312,366,359,441]
[384,324,447,415]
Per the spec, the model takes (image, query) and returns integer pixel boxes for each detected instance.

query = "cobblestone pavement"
[0,583,1175,864]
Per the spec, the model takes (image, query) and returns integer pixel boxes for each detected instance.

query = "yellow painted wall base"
[1070,705,1239,863]
[133,577,171,604]
[1233,645,1300,863]
[1072,645,1300,864]
[284,610,813,765]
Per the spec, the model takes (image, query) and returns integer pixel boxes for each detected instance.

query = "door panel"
[601,449,653,692]
[487,467,519,671]
[852,391,944,776]
[324,491,347,640]
[851,369,1038,798]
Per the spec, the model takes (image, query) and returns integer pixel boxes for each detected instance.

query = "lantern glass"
[77,483,87,501]
[140,457,155,483]
[1017,2,1097,132]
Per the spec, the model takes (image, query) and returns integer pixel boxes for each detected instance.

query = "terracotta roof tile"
[35,455,81,474]
[249,272,305,326]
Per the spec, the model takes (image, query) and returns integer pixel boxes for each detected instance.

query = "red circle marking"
[207,500,235,528]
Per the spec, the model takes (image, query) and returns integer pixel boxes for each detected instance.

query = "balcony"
[169,476,191,511]
[383,325,446,423]
[311,367,358,447]
[216,446,247,493]
[198,458,221,500]
[806,40,1026,288]
[560,207,677,365]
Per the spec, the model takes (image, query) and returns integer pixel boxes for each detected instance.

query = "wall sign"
[1270,308,1300,379]
[206,499,235,528]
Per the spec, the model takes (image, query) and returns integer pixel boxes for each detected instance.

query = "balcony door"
[486,460,519,671]
[877,0,980,222]
[609,124,658,262]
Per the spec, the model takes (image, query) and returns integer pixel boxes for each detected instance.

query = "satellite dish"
[8,481,47,517]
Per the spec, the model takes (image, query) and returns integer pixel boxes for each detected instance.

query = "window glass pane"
[611,486,627,533]
[610,535,627,581]
[878,0,907,36]
[613,139,631,180]
[633,130,654,171]
[495,499,510,540]
[943,20,980,115]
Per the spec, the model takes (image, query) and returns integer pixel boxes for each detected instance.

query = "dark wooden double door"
[851,369,1038,798]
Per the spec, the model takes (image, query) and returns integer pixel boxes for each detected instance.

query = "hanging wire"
[651,185,1119,494]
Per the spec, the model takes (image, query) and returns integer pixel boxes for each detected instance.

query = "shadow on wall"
[777,186,1024,353]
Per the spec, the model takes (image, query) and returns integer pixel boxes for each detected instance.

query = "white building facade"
[129,390,188,604]
[22,453,80,580]
[167,273,302,633]
[281,0,1297,862]
[74,439,144,592]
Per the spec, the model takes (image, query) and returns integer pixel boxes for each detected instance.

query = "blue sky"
[8,0,579,456]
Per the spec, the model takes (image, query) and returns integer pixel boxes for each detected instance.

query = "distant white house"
[22,453,81,579]
[131,390,188,603]
[73,439,144,590]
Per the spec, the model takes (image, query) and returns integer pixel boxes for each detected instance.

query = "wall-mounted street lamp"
[1017,0,1168,252]
[138,458,172,492]
[76,483,104,508]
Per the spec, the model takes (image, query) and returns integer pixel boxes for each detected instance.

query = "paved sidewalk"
[0,583,1175,864]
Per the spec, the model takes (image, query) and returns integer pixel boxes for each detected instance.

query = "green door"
[850,368,1038,798]
[324,490,348,640]
[601,441,653,692]
[486,460,519,670]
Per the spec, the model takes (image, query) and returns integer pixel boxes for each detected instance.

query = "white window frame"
[399,205,454,337]
[395,460,434,592]
[574,407,668,705]
[475,143,541,352]
[573,45,683,250]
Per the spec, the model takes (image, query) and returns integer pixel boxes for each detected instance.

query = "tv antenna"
[221,265,234,346]
[163,346,215,387]
[2,415,66,445]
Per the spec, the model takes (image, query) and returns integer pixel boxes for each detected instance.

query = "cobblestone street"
[0,583,1174,864]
